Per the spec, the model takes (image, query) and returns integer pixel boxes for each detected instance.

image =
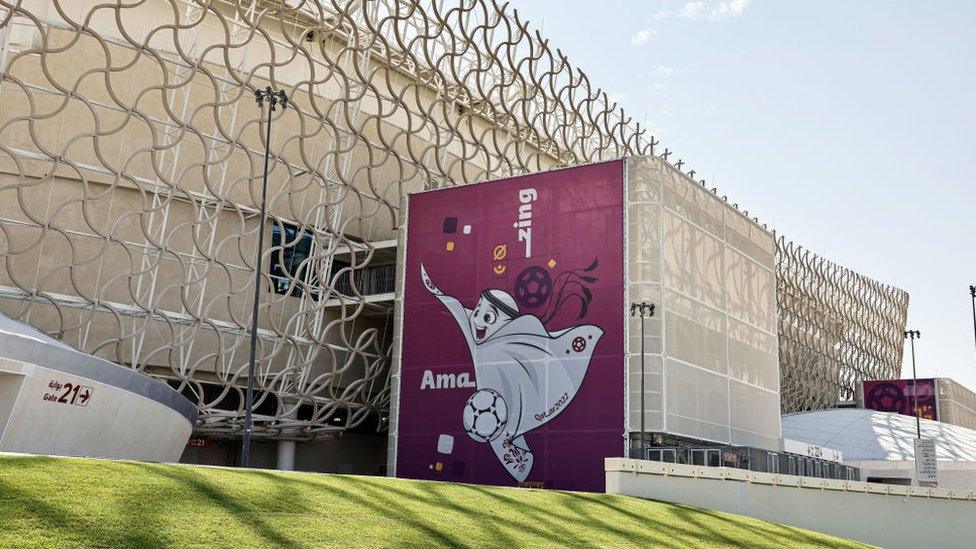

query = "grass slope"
[0,454,866,548]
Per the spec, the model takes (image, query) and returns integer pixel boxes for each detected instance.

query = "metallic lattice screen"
[0,0,656,439]
[776,238,909,413]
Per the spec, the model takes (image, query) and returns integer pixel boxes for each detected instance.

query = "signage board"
[42,379,93,407]
[394,160,625,492]
[914,438,938,485]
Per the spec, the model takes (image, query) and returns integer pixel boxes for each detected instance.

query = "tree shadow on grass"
[556,489,864,548]
[559,491,745,547]
[252,471,590,547]
[263,471,468,547]
[239,470,857,548]
[0,474,115,547]
[344,475,858,548]
[356,477,713,547]
[112,483,174,548]
[0,456,864,548]
[464,483,735,547]
[342,474,594,546]
[667,503,860,548]
[125,462,303,549]
[249,469,463,546]
[0,457,310,548]
[459,484,645,546]
[283,473,701,548]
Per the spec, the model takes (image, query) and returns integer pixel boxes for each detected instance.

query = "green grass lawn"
[0,454,867,548]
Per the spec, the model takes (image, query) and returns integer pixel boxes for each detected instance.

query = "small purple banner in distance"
[863,378,938,421]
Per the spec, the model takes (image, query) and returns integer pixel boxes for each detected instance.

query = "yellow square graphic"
[445,241,455,251]
[435,462,443,471]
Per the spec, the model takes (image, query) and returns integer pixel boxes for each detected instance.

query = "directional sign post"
[914,438,938,486]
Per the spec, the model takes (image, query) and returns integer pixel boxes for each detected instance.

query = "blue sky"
[513,1,976,389]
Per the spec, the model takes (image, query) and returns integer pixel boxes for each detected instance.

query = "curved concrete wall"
[0,316,196,462]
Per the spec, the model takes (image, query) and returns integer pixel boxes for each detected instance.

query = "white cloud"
[657,1,707,20]
[630,27,658,45]
[652,65,678,78]
[655,0,749,22]
[710,0,750,20]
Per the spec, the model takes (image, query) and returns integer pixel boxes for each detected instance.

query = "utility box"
[388,157,780,492]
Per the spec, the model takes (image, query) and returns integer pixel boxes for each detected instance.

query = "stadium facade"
[0,0,908,472]
[776,239,910,413]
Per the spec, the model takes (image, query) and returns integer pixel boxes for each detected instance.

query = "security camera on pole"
[630,301,655,459]
[241,86,288,467]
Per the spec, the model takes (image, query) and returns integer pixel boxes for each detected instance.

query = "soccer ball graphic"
[462,389,508,443]
[513,266,552,308]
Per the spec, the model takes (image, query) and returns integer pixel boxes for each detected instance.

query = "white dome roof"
[781,408,976,462]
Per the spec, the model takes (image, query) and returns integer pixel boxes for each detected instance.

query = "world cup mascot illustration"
[420,264,603,482]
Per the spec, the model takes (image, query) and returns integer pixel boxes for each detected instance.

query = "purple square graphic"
[442,217,458,233]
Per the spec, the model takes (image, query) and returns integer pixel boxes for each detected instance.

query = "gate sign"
[914,438,938,485]
[395,160,625,492]
[42,379,93,407]
[863,379,938,421]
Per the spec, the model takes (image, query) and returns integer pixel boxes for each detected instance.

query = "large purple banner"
[396,160,625,492]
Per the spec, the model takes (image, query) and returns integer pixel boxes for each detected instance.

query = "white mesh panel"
[728,318,778,390]
[664,212,724,310]
[628,354,664,432]
[726,247,776,333]
[729,379,780,448]
[665,290,727,375]
[665,358,731,444]
[626,157,780,450]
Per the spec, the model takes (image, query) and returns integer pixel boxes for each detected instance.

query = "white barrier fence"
[606,458,975,549]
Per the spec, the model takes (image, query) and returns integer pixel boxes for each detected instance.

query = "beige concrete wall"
[607,458,975,549]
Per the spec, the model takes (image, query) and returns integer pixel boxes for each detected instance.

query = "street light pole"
[242,86,287,467]
[969,286,976,355]
[904,329,922,439]
[630,301,656,459]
